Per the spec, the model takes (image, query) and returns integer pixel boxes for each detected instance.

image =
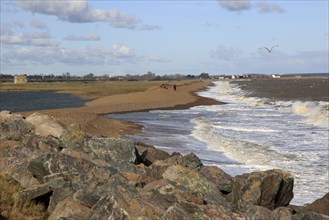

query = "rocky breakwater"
[0,111,328,219]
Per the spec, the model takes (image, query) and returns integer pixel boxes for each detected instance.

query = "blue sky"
[1,0,328,76]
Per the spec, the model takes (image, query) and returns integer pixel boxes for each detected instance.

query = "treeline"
[0,72,199,83]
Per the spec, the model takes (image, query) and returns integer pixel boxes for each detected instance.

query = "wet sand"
[21,80,219,137]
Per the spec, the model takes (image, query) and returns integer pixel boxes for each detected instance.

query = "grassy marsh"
[0,81,170,99]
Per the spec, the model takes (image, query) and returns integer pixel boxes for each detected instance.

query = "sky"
[1,0,328,76]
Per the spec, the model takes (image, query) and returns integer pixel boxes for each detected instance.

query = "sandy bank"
[22,80,219,137]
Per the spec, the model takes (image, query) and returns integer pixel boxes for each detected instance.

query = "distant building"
[14,75,28,84]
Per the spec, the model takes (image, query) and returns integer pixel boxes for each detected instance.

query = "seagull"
[259,45,279,53]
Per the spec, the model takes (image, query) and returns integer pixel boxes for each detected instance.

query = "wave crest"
[291,101,329,128]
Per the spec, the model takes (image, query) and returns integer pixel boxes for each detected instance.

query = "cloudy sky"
[1,0,328,76]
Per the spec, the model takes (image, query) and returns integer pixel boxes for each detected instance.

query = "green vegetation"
[0,81,174,99]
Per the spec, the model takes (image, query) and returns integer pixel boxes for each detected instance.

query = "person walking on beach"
[173,85,177,91]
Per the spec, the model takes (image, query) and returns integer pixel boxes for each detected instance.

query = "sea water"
[108,80,329,205]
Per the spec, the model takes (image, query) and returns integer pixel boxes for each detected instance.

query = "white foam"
[213,124,278,133]
[291,101,329,128]
[192,81,329,205]
[192,118,288,170]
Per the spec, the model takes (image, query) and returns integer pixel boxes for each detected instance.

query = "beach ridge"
[21,80,219,137]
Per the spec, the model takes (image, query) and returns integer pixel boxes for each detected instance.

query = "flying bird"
[259,45,279,53]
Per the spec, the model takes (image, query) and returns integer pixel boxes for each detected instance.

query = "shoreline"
[19,80,220,137]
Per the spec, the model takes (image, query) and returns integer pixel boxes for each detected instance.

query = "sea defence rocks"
[306,193,329,216]
[0,111,328,219]
[232,169,294,210]
[26,112,66,138]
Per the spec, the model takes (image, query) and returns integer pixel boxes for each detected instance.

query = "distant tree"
[144,71,156,80]
[0,73,14,82]
[200,73,210,79]
[83,73,95,80]
[63,72,71,80]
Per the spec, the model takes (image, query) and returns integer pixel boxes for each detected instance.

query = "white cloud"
[217,0,285,14]
[285,50,329,69]
[56,48,107,65]
[18,0,88,17]
[81,8,139,29]
[112,44,135,58]
[3,42,139,67]
[1,31,58,47]
[209,45,243,61]
[217,0,251,11]
[139,24,162,30]
[15,47,29,55]
[145,55,170,63]
[18,0,140,29]
[8,46,56,65]
[243,49,329,73]
[63,33,100,41]
[0,1,19,14]
[30,19,48,29]
[4,46,108,66]
[0,21,25,37]
[255,2,285,14]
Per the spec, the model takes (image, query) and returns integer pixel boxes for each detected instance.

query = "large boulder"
[48,197,91,220]
[88,193,130,220]
[0,110,23,122]
[306,193,329,216]
[0,111,34,141]
[273,205,329,220]
[134,142,171,166]
[162,165,227,205]
[1,133,61,188]
[26,112,66,138]
[60,131,138,165]
[232,169,294,210]
[199,166,233,195]
[180,152,203,169]
[58,130,89,150]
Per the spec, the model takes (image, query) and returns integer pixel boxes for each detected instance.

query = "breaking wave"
[292,101,329,128]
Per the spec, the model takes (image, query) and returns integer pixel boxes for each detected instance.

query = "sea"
[108,78,329,206]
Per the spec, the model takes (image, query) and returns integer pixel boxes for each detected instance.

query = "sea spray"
[291,101,329,128]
